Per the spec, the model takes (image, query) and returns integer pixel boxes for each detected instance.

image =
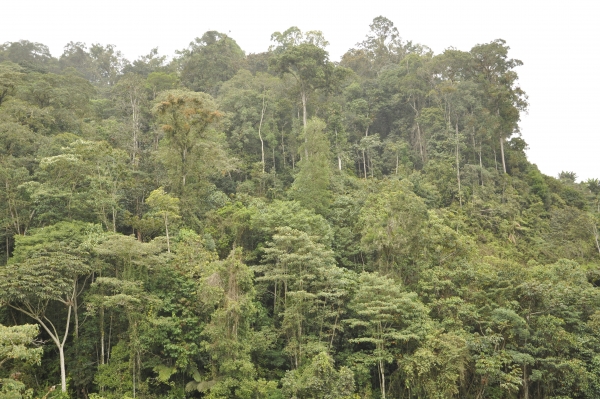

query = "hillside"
[1,17,600,399]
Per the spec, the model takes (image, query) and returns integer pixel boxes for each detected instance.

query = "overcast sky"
[3,0,599,181]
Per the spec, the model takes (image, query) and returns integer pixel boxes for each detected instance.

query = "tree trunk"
[471,126,477,164]
[258,93,266,173]
[362,150,367,179]
[130,89,140,168]
[411,99,426,164]
[456,121,462,206]
[523,363,529,399]
[417,121,425,164]
[500,136,507,174]
[107,314,113,363]
[476,383,485,399]
[281,129,286,168]
[59,344,67,392]
[35,304,71,392]
[329,312,339,349]
[301,91,307,130]
[363,125,369,178]
[100,306,105,365]
[493,147,498,172]
[368,144,374,179]
[59,297,73,392]
[165,213,170,253]
[497,108,507,174]
[273,282,277,313]
[301,90,308,160]
[335,129,342,171]
[379,359,386,399]
[479,142,484,186]
[591,222,600,255]
[73,284,79,339]
[12,303,70,393]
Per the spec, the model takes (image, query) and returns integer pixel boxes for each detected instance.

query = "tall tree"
[0,41,57,72]
[153,90,228,195]
[258,226,347,367]
[357,16,406,75]
[269,29,334,158]
[345,272,429,399]
[0,250,92,392]
[145,187,180,253]
[219,70,280,175]
[359,179,428,278]
[176,31,245,95]
[470,39,527,174]
[88,43,126,86]
[113,73,147,167]
[290,118,332,215]
[0,62,23,106]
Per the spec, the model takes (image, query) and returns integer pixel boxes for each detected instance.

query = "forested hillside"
[2,17,600,399]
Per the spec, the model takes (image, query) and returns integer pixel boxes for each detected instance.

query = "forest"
[1,16,600,399]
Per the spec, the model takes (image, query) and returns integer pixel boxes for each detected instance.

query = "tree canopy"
[1,18,599,399]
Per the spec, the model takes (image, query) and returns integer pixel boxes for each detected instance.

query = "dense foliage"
[2,17,600,399]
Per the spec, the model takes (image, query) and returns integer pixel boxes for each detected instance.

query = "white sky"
[3,0,599,181]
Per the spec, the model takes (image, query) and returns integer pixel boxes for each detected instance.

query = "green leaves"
[290,118,332,215]
[346,273,429,345]
[0,19,599,399]
[0,62,24,106]
[281,352,354,399]
[344,272,429,398]
[0,253,89,304]
[359,179,428,276]
[176,31,244,95]
[0,324,42,399]
[153,90,232,205]
[0,324,42,367]
[146,187,180,220]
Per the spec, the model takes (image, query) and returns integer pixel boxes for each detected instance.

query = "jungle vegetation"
[2,16,600,399]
